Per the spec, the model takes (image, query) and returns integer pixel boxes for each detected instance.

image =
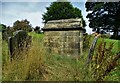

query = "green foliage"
[83,34,94,50]
[2,26,13,41]
[2,40,9,64]
[85,2,120,39]
[13,19,32,32]
[42,2,86,27]
[28,32,44,41]
[2,33,120,81]
[100,34,111,39]
[0,32,2,82]
[2,33,46,81]
[0,24,6,31]
[104,61,120,81]
[89,42,120,81]
[34,26,41,34]
[82,35,120,81]
[0,25,2,31]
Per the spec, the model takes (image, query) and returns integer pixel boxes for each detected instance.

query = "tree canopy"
[85,2,120,39]
[0,24,7,31]
[42,2,86,27]
[13,19,32,32]
[34,26,41,33]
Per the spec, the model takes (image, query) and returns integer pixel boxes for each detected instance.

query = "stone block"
[43,18,84,57]
[8,30,32,59]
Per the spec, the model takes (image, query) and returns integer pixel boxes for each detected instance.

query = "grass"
[29,32,44,40]
[92,37,120,81]
[96,38,120,54]
[2,40,9,64]
[0,32,2,60]
[2,33,46,81]
[2,32,120,81]
[28,32,84,81]
[0,32,2,82]
[101,38,120,81]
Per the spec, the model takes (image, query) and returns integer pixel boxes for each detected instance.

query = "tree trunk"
[113,29,118,39]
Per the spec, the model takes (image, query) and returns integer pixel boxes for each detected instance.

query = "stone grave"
[8,30,32,59]
[42,18,85,58]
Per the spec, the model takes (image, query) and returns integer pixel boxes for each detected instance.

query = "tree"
[13,19,32,32]
[1,24,13,41]
[34,26,41,33]
[42,1,86,27]
[85,2,120,39]
[0,24,6,31]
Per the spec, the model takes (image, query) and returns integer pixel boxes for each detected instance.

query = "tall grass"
[0,32,2,82]
[2,32,120,81]
[84,37,120,81]
[81,35,120,81]
[2,33,47,81]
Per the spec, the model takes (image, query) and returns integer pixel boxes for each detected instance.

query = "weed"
[90,41,120,81]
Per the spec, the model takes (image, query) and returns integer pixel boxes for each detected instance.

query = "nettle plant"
[90,41,120,81]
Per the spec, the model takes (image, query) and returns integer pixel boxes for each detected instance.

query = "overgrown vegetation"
[85,2,120,40]
[90,41,120,81]
[2,32,120,81]
[0,32,2,82]
[2,32,47,81]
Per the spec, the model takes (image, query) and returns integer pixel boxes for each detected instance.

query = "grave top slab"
[43,18,84,31]
[47,18,82,23]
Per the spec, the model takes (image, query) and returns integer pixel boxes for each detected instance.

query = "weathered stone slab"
[43,18,84,57]
[44,19,82,29]
[8,30,32,59]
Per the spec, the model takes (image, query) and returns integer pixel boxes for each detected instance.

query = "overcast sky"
[0,0,93,34]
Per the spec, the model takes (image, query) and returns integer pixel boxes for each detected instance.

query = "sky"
[0,0,93,34]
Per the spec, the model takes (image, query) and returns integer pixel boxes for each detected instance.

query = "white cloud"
[2,11,44,27]
[1,2,50,28]
[1,1,93,34]
[2,0,86,2]
[2,10,44,27]
[24,12,44,28]
[2,0,55,2]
